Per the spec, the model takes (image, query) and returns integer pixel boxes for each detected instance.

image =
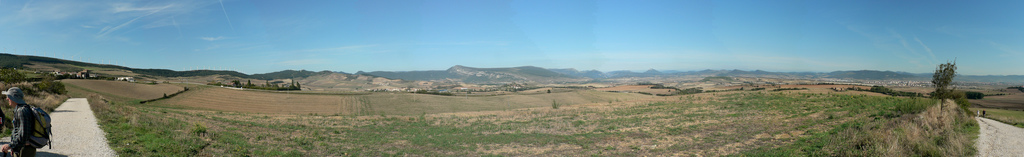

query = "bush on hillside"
[964,91,984,99]
[33,74,66,95]
[857,86,923,97]
[0,68,25,86]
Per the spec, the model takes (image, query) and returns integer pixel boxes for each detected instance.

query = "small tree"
[0,68,26,86]
[932,61,957,102]
[34,74,66,94]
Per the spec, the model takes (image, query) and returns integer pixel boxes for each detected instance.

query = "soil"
[63,79,184,100]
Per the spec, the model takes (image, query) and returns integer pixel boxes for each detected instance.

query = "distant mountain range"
[356,65,584,84]
[2,53,1021,84]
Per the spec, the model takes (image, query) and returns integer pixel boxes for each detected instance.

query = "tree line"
[0,68,66,95]
[208,79,301,91]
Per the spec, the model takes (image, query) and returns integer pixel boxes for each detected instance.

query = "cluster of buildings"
[861,80,932,87]
[50,70,95,78]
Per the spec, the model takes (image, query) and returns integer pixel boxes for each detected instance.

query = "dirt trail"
[1,98,116,156]
[975,117,1024,157]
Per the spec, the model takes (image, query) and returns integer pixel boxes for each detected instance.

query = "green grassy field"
[68,82,979,156]
[973,108,1024,128]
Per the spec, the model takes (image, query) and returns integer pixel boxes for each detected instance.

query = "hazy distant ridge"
[358,65,580,83]
[2,53,1021,83]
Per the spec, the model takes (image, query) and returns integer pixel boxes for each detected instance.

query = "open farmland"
[596,85,677,95]
[970,94,1024,111]
[156,86,654,115]
[106,90,971,156]
[776,84,873,90]
[63,79,184,100]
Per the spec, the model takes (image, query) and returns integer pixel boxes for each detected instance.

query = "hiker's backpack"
[27,106,51,149]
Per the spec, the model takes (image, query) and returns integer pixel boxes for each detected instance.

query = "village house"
[116,77,136,82]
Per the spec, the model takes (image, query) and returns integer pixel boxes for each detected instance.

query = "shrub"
[33,74,66,95]
[192,123,208,136]
[414,90,455,96]
[964,91,984,99]
[772,88,807,92]
[0,68,25,86]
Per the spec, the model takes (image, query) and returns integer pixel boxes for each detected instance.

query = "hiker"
[1,87,37,157]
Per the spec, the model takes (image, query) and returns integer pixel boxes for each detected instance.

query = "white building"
[116,77,136,82]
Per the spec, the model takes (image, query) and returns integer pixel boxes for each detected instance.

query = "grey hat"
[2,87,26,105]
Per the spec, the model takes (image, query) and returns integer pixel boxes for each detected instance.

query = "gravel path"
[975,117,1024,157]
[1,98,116,157]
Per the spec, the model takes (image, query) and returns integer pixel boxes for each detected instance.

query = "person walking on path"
[1,87,37,157]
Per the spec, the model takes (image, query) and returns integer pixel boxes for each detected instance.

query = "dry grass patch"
[159,86,651,115]
[132,91,951,156]
[740,99,977,156]
[78,84,976,156]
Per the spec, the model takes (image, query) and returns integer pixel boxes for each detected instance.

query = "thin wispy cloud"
[885,30,938,67]
[200,36,226,41]
[173,18,182,39]
[96,4,171,37]
[3,0,222,39]
[990,42,1023,57]
[112,3,171,13]
[218,0,234,31]
[13,0,89,23]
[913,36,938,62]
[21,0,34,10]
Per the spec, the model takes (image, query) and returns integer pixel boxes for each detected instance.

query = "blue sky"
[1,0,1022,75]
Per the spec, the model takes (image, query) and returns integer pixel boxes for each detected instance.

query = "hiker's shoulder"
[15,105,33,113]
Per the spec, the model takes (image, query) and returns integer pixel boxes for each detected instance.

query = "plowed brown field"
[63,79,184,100]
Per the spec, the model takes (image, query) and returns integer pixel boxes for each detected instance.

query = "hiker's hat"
[2,87,26,105]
